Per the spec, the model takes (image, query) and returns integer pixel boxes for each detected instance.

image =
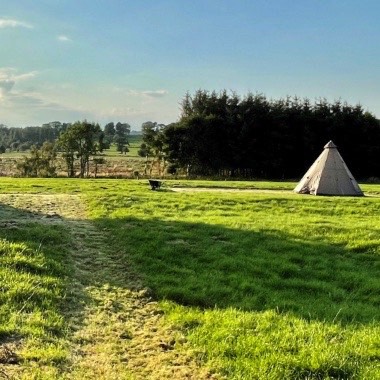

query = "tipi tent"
[294,141,363,196]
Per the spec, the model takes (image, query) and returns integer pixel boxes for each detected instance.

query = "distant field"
[0,178,379,379]
[102,134,143,158]
[0,136,148,177]
[0,134,143,159]
[128,133,143,155]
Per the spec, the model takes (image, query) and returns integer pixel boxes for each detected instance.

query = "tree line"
[12,120,131,178]
[3,90,380,179]
[0,121,131,154]
[0,122,69,153]
[161,91,380,179]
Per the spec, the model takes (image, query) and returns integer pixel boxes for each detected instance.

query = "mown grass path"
[0,193,216,379]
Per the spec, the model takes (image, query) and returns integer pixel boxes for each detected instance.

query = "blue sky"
[1,1,379,129]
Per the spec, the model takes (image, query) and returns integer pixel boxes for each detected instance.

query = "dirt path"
[170,187,291,194]
[0,194,217,380]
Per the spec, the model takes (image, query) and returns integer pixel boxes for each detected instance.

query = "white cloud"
[128,89,168,98]
[142,90,168,98]
[57,35,72,42]
[0,18,33,29]
[0,68,38,103]
[0,93,91,127]
[0,68,37,87]
[0,68,84,127]
[0,68,16,98]
[15,71,38,81]
[0,79,15,97]
[108,106,145,117]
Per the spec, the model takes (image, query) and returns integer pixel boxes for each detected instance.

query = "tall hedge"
[164,91,380,179]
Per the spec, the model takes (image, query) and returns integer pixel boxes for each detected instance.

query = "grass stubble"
[0,188,215,379]
[0,178,379,379]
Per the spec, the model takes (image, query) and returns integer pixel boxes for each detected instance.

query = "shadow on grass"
[1,198,378,328]
[0,202,88,345]
[98,216,379,325]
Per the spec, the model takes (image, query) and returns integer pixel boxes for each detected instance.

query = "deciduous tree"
[17,142,57,177]
[57,121,103,178]
[114,122,130,153]
[139,122,166,176]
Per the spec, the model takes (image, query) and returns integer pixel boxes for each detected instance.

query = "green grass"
[0,206,72,375]
[1,178,379,379]
[127,134,143,156]
[83,180,380,379]
[94,135,142,159]
[164,304,380,379]
[0,135,143,164]
[169,179,296,190]
[0,177,83,193]
[84,182,380,322]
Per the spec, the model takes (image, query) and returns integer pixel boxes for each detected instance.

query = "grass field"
[0,136,143,160]
[0,136,149,178]
[101,135,143,159]
[0,178,379,379]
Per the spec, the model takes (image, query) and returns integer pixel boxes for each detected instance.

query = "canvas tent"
[294,141,363,196]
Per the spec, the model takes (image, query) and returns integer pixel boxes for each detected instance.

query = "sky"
[1,0,380,130]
